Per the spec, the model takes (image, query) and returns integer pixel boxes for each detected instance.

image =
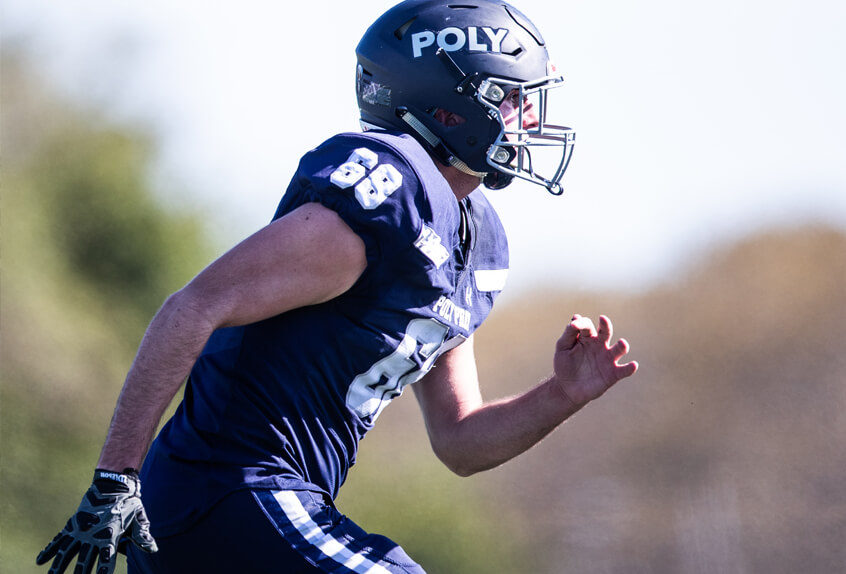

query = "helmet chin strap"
[396,108,486,179]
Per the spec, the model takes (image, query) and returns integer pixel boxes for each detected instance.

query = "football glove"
[36,469,158,574]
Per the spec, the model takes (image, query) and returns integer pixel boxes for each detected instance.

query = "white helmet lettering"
[482,27,508,53]
[467,27,486,51]
[411,31,436,58]
[437,27,465,52]
[411,27,509,58]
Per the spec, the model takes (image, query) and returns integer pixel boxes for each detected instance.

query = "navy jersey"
[140,131,509,537]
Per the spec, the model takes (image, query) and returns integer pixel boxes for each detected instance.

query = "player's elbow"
[450,463,481,478]
[436,452,477,477]
[430,440,486,477]
[161,285,220,333]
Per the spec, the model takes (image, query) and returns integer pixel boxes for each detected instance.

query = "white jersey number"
[329,147,403,210]
[346,319,463,423]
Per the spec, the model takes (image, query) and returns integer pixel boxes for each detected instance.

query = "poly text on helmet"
[411,27,509,58]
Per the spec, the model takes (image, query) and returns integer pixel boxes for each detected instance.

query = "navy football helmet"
[356,0,575,194]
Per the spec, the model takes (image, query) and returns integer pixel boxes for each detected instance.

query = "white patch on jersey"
[346,319,450,422]
[474,269,508,292]
[354,163,402,210]
[348,148,379,170]
[432,296,472,330]
[329,162,366,190]
[329,148,379,190]
[414,225,449,268]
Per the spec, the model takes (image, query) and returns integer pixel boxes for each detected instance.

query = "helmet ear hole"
[433,109,466,127]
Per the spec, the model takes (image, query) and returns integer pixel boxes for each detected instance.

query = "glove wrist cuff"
[93,468,141,495]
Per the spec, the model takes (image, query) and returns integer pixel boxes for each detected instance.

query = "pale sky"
[4,0,846,297]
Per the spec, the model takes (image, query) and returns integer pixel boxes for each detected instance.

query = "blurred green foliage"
[1,48,213,572]
[32,128,206,320]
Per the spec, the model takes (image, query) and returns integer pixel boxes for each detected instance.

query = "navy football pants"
[126,489,425,573]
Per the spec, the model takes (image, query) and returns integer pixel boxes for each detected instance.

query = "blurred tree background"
[2,44,845,573]
[1,46,213,572]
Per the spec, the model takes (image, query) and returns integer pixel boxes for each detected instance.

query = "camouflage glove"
[36,469,158,574]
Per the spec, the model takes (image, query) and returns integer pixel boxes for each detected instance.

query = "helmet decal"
[357,65,392,107]
[410,27,509,58]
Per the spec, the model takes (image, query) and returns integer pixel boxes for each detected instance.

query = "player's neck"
[431,158,482,201]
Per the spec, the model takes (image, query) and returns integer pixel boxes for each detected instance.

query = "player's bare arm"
[414,315,637,476]
[39,202,367,573]
[99,202,367,471]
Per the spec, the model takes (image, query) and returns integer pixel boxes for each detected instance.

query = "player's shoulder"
[302,130,456,213]
[312,130,429,171]
[277,130,461,264]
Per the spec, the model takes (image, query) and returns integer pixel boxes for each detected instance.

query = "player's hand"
[552,314,638,408]
[36,469,157,574]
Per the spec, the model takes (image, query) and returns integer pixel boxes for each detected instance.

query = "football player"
[37,1,638,573]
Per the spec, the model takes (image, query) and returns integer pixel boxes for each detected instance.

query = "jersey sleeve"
[274,134,445,268]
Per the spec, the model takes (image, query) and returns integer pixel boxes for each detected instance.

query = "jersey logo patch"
[414,225,449,268]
